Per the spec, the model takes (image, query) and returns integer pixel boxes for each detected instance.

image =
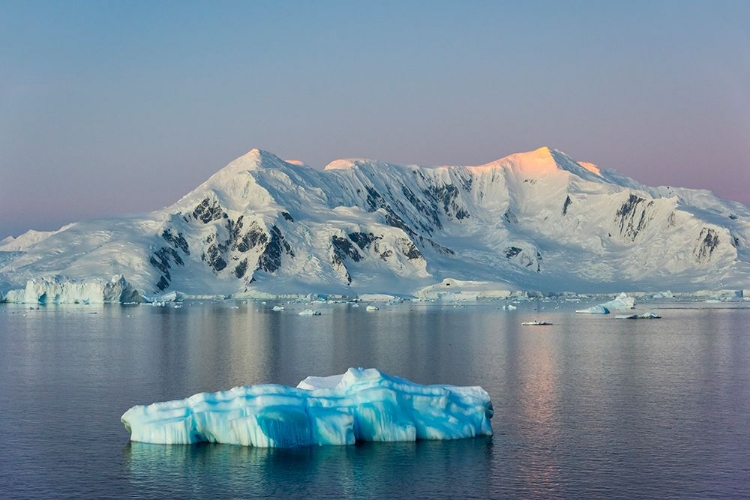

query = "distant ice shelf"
[121,368,493,447]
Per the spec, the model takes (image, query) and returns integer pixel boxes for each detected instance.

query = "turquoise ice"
[121,368,493,447]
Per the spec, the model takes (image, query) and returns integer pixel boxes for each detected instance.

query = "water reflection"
[3,302,750,498]
[124,438,495,499]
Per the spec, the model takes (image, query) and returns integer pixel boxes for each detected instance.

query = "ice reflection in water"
[125,438,495,499]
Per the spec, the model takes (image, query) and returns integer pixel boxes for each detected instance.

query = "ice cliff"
[3,275,141,304]
[121,368,494,447]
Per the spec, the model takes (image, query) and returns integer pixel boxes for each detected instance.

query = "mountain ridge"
[2,147,749,302]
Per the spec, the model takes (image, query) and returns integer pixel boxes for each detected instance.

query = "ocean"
[1,299,748,498]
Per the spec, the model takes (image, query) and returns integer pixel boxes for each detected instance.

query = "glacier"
[3,275,141,304]
[121,368,493,447]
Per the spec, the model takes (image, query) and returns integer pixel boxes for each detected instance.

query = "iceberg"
[576,304,610,314]
[601,292,636,310]
[576,293,635,314]
[121,368,493,447]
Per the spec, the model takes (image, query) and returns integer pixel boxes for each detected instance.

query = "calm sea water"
[1,299,749,499]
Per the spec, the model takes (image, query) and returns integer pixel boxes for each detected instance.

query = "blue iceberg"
[121,368,493,447]
[575,304,610,314]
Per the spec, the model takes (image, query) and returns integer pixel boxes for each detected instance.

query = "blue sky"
[1,0,749,238]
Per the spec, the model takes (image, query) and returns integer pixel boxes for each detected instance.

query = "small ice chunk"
[615,312,661,319]
[298,309,321,316]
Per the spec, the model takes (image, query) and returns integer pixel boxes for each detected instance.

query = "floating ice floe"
[298,309,321,316]
[272,305,284,311]
[615,312,661,319]
[365,305,379,311]
[121,368,493,447]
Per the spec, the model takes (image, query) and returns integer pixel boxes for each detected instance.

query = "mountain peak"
[472,146,558,173]
[324,158,370,171]
[220,148,288,174]
[511,145,557,165]
[467,147,605,183]
[534,145,554,156]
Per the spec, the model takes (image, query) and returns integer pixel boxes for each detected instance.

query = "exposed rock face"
[562,195,572,215]
[193,197,226,224]
[257,225,293,273]
[694,228,720,263]
[615,194,656,242]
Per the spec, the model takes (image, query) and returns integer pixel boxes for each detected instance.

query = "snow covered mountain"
[2,146,749,302]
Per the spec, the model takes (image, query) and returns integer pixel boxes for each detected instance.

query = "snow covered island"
[3,146,750,301]
[121,368,493,447]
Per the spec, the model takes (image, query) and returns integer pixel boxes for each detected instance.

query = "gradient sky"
[1,0,749,239]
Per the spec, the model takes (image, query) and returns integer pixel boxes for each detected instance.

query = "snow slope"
[2,147,749,301]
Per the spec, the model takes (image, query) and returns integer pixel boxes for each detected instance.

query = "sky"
[1,0,749,239]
